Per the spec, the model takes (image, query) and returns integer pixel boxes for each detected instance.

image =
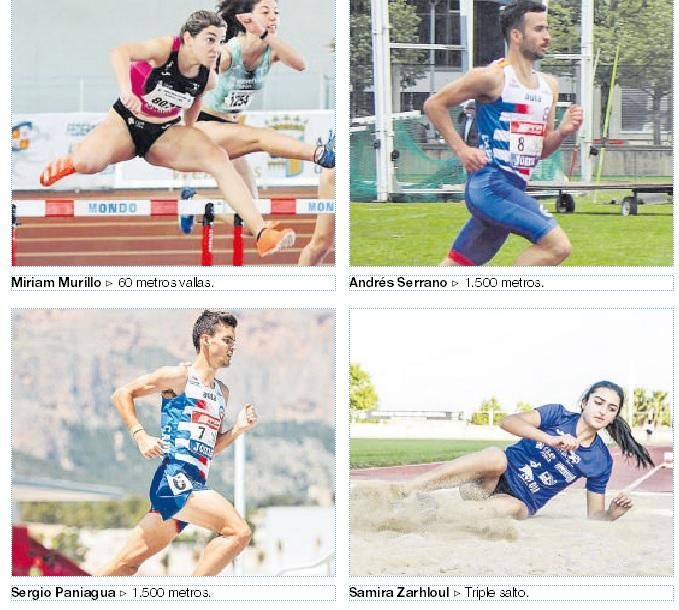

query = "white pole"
[233,434,246,575]
[580,0,594,181]
[371,0,394,201]
[459,0,474,70]
[429,1,436,93]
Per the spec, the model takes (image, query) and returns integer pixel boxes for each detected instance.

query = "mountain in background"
[12,309,335,505]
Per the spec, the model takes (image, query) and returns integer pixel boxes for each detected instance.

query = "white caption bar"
[10,275,335,292]
[10,584,335,602]
[347,584,673,602]
[348,274,672,292]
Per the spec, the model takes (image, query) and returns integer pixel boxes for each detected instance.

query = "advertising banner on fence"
[12,110,334,191]
[11,114,114,190]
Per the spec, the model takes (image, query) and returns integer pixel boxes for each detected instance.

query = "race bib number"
[167,472,193,495]
[221,90,254,112]
[143,83,194,111]
[509,120,544,169]
[188,411,220,459]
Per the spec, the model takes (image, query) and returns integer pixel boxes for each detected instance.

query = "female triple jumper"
[401,381,654,521]
[39,10,294,257]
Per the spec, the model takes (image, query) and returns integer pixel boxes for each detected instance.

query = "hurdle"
[12,196,335,266]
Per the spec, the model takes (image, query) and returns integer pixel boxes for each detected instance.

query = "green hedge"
[470,411,507,426]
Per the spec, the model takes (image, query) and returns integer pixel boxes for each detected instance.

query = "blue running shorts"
[149,460,209,531]
[450,165,558,265]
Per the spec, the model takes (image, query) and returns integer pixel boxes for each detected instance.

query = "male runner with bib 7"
[100,310,257,576]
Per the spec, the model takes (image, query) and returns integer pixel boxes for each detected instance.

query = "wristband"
[260,30,269,40]
[129,424,144,439]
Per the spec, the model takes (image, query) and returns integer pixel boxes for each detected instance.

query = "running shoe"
[178,187,197,234]
[256,223,296,257]
[313,130,335,168]
[39,156,75,187]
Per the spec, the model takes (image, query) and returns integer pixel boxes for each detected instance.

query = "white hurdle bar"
[12,198,335,266]
[13,198,336,218]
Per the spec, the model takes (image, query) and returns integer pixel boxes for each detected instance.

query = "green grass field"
[351,438,511,469]
[350,193,673,266]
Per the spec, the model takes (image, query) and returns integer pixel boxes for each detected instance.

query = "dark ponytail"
[582,380,655,469]
[216,0,258,41]
[606,416,655,468]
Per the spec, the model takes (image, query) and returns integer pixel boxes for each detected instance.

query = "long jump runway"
[351,446,672,576]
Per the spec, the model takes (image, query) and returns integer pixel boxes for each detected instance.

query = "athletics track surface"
[352,445,672,493]
[13,187,334,266]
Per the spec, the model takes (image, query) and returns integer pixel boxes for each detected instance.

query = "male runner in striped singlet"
[424,0,583,266]
[100,310,257,576]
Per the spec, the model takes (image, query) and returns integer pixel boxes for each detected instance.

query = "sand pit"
[350,480,672,576]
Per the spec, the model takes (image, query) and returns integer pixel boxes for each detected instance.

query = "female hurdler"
[39,10,294,257]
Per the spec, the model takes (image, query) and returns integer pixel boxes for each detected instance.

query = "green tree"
[632,387,671,427]
[51,530,87,564]
[516,401,534,413]
[350,363,379,412]
[549,0,672,143]
[350,0,427,115]
[471,396,506,425]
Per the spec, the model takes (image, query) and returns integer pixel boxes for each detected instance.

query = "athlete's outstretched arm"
[214,403,258,454]
[500,411,579,451]
[236,13,305,70]
[186,71,217,127]
[110,36,175,115]
[185,94,206,128]
[266,36,306,71]
[423,66,499,173]
[587,491,633,521]
[111,365,186,458]
[540,74,583,158]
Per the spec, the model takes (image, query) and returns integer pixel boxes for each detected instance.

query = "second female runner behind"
[180,0,335,236]
[39,10,294,257]
[197,0,335,188]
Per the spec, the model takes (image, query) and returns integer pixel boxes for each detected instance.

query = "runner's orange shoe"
[256,223,296,257]
[244,220,281,237]
[39,157,75,187]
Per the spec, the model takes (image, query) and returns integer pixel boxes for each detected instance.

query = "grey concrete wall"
[11,0,335,113]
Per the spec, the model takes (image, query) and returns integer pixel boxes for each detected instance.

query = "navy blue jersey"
[503,404,612,514]
[160,367,228,481]
[476,60,553,184]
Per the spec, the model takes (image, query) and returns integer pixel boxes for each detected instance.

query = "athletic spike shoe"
[313,130,335,168]
[39,156,75,187]
[178,187,197,234]
[256,224,296,257]
[243,220,282,237]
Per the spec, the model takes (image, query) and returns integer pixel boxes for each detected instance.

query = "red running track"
[13,215,333,266]
[352,445,672,493]
[12,187,334,266]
